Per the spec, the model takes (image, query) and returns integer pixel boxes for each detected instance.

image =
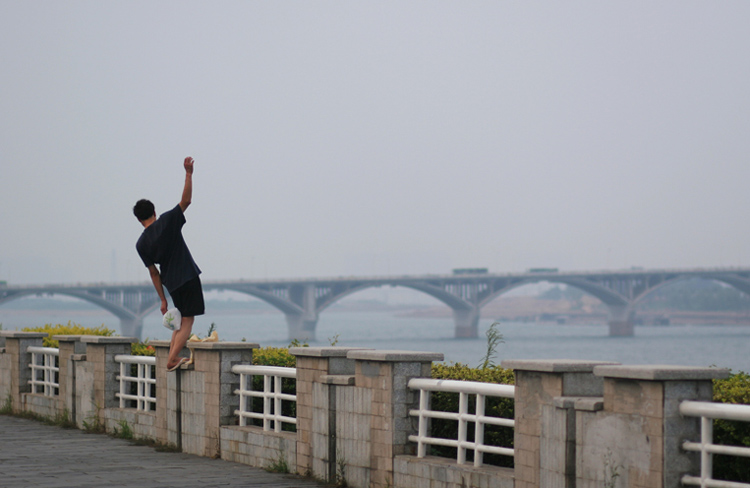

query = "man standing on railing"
[133,156,204,372]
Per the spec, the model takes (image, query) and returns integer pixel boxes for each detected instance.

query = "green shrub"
[713,371,750,482]
[429,362,515,468]
[252,346,297,368]
[22,322,115,348]
[131,340,155,356]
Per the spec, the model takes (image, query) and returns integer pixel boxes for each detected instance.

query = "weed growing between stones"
[112,419,133,439]
[82,403,105,434]
[335,448,347,487]
[0,394,12,415]
[265,450,290,474]
[603,448,622,488]
[2,406,76,429]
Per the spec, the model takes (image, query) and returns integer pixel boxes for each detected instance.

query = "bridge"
[2,267,750,340]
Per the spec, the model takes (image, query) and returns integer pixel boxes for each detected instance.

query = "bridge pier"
[452,307,480,338]
[119,317,144,340]
[285,314,319,342]
[607,304,635,337]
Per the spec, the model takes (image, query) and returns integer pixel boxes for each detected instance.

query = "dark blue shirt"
[136,205,201,293]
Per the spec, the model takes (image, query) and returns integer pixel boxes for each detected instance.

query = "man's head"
[133,199,155,222]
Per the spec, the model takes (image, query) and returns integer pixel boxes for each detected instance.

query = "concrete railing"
[3,330,748,488]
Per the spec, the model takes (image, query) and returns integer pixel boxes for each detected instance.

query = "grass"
[2,405,77,430]
[265,451,291,474]
[0,394,12,415]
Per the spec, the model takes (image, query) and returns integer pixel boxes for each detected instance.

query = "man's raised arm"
[179,156,194,212]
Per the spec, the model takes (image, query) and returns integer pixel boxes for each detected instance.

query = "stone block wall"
[104,408,157,439]
[1,331,741,488]
[394,454,515,488]
[221,426,297,471]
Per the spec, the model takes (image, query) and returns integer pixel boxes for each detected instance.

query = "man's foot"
[167,357,189,372]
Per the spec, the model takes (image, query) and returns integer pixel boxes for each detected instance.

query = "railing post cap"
[346,350,444,362]
[290,346,372,358]
[53,335,84,342]
[593,364,731,381]
[502,359,620,373]
[80,336,138,344]
[0,331,48,339]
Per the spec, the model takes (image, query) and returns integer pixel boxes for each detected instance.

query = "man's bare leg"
[167,316,194,369]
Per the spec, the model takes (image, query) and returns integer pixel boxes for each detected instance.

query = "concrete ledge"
[187,341,259,350]
[321,375,355,386]
[0,331,48,338]
[290,346,371,358]
[593,364,730,381]
[80,336,137,344]
[53,335,84,342]
[347,350,444,362]
[550,396,604,412]
[394,454,514,488]
[502,359,620,373]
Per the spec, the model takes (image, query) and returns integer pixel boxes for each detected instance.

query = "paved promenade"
[0,415,326,488]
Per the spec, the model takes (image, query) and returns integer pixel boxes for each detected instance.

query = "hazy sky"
[2,1,749,285]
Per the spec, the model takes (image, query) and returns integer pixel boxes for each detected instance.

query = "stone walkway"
[0,415,326,488]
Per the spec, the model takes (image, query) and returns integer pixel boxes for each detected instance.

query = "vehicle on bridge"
[452,268,488,275]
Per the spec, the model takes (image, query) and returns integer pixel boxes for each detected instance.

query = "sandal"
[167,357,189,372]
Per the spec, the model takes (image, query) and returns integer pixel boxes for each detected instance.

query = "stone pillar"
[501,359,620,488]
[80,336,137,426]
[54,335,86,421]
[574,365,730,488]
[290,347,369,482]
[152,340,258,456]
[151,339,179,448]
[0,331,47,412]
[347,350,443,488]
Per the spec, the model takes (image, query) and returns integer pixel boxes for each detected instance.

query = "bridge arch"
[0,289,159,338]
[212,285,304,316]
[628,274,750,306]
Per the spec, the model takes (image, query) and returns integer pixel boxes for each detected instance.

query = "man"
[133,156,204,371]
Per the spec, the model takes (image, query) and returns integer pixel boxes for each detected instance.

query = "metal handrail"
[27,346,59,397]
[680,400,750,488]
[232,364,297,432]
[408,378,515,467]
[115,355,156,412]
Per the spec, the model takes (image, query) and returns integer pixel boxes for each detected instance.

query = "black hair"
[133,199,155,221]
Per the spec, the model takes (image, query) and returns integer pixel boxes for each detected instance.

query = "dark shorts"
[169,276,205,317]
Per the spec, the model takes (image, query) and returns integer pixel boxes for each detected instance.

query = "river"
[2,302,748,372]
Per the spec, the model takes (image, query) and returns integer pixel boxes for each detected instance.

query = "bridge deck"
[0,415,324,488]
